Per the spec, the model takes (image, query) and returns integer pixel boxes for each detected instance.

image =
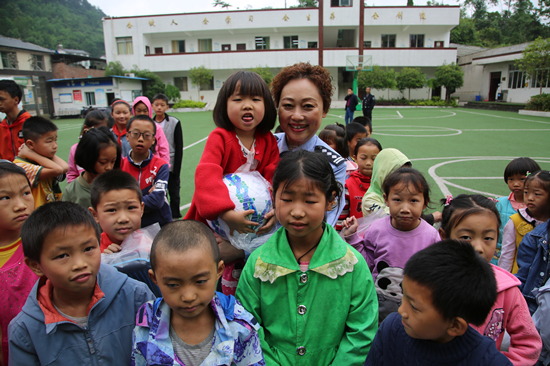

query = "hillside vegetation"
[0,0,106,57]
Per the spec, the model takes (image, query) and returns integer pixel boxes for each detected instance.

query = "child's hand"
[103,243,122,254]
[341,216,359,236]
[219,209,259,234]
[17,144,30,159]
[257,209,277,235]
[215,233,245,263]
[432,211,442,223]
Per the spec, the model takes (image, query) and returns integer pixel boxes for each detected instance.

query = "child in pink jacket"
[439,194,542,365]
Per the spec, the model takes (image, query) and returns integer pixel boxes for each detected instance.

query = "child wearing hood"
[131,96,170,165]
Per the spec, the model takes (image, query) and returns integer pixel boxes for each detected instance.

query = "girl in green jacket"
[236,149,378,366]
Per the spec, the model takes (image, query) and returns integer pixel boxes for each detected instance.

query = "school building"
[102,3,460,105]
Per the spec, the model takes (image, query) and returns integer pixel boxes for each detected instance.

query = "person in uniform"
[271,62,346,227]
[362,87,375,123]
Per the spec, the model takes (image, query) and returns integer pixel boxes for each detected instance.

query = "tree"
[165,84,181,102]
[434,63,464,101]
[189,66,214,100]
[396,68,426,100]
[213,0,231,9]
[290,0,318,8]
[358,65,396,99]
[516,37,550,95]
[104,61,126,77]
[130,66,166,100]
[407,0,414,6]
[250,65,274,86]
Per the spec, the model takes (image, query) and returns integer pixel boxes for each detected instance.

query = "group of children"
[0,66,550,366]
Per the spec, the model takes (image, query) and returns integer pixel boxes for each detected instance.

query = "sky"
[88,0,465,18]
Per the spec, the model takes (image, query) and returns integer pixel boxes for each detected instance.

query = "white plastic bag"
[101,223,160,267]
[341,209,388,239]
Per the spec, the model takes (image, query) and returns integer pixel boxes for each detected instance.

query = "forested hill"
[0,0,106,57]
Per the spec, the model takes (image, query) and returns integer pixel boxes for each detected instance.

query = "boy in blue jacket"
[8,201,155,365]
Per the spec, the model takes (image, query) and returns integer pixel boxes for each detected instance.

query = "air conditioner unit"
[124,73,135,78]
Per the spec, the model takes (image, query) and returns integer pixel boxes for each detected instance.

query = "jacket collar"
[126,150,152,167]
[350,171,371,183]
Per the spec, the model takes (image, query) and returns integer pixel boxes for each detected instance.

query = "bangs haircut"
[81,109,109,135]
[351,116,372,133]
[90,169,142,209]
[127,114,157,134]
[320,123,347,157]
[0,79,22,101]
[354,137,382,157]
[150,220,220,271]
[345,122,367,143]
[404,239,497,325]
[271,62,334,114]
[382,167,430,207]
[22,116,58,142]
[503,157,541,182]
[273,149,342,206]
[439,194,501,239]
[152,93,169,104]
[525,170,550,200]
[75,126,121,174]
[21,201,101,263]
[213,71,276,134]
[0,160,31,187]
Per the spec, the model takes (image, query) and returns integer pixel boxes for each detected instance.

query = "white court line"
[457,109,550,125]
[440,177,502,180]
[183,136,208,150]
[179,203,191,211]
[397,111,403,118]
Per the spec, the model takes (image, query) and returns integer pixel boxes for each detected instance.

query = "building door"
[431,86,441,99]
[489,72,501,102]
[106,93,115,106]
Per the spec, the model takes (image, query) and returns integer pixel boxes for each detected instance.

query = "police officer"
[362,87,375,123]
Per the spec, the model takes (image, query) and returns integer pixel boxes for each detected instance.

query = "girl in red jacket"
[185,71,280,294]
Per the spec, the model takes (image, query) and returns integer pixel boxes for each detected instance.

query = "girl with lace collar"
[236,150,378,366]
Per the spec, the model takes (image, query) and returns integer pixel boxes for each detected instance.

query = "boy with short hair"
[0,80,31,161]
[14,116,68,208]
[152,93,183,219]
[365,239,513,366]
[352,116,373,136]
[131,220,264,366]
[345,122,368,163]
[8,201,155,365]
[89,169,145,254]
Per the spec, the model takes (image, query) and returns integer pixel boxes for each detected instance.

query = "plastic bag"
[207,171,275,252]
[101,223,160,268]
[341,209,388,239]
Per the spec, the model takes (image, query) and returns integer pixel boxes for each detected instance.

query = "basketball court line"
[456,109,550,125]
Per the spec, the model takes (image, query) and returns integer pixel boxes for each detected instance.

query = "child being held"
[439,194,541,365]
[494,157,541,265]
[0,162,37,366]
[63,126,121,210]
[67,109,110,183]
[121,115,172,228]
[237,150,378,366]
[14,117,69,208]
[365,239,513,366]
[131,220,264,366]
[343,167,441,322]
[89,170,145,254]
[337,137,382,231]
[8,201,155,365]
[499,170,549,273]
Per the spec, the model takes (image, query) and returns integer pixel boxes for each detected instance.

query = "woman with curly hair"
[271,62,346,226]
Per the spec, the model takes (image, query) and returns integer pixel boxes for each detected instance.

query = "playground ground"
[54,107,550,216]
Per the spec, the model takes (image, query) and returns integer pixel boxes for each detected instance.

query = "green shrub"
[173,100,207,109]
[526,93,550,111]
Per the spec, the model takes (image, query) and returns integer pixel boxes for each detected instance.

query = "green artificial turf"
[54,107,550,216]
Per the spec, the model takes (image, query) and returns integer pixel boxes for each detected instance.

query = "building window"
[237,43,246,50]
[200,77,214,91]
[284,36,299,49]
[145,46,150,54]
[331,0,352,6]
[116,37,133,55]
[434,41,444,48]
[337,29,355,47]
[508,65,526,89]
[172,40,185,53]
[410,34,425,48]
[532,69,550,88]
[381,34,396,48]
[1,51,18,70]
[174,77,188,92]
[154,47,163,54]
[308,41,318,48]
[222,44,231,51]
[198,39,212,52]
[85,92,96,106]
[30,55,44,71]
[255,36,270,50]
[364,41,372,48]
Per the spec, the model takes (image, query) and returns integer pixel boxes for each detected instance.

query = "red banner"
[73,90,82,103]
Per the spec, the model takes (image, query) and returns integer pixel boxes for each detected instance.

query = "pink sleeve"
[67,144,81,183]
[499,220,517,273]
[154,125,171,168]
[502,286,542,365]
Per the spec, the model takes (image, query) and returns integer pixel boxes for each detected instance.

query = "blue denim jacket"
[516,220,550,314]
